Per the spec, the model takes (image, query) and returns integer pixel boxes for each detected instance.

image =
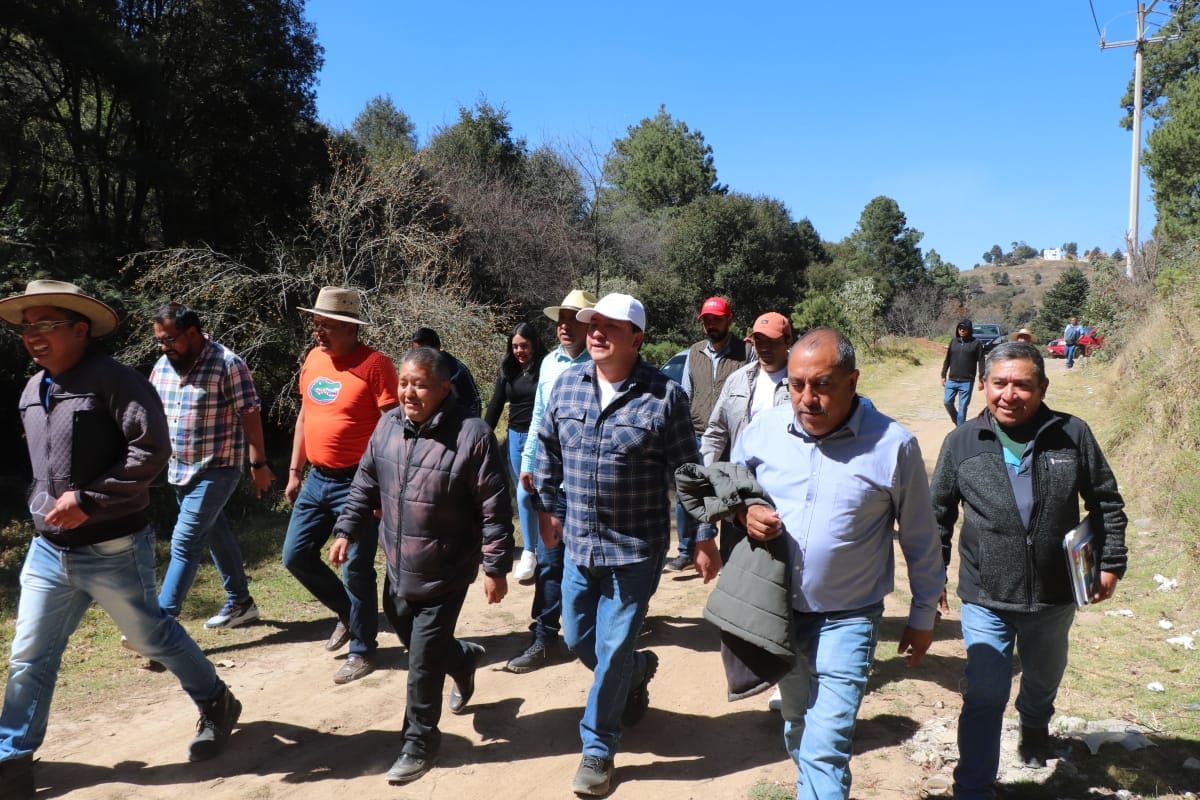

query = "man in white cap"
[533,292,720,796]
[508,288,596,674]
[667,295,750,572]
[0,280,241,798]
[283,286,399,684]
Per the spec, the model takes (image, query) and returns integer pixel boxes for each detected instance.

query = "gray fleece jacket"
[931,405,1128,612]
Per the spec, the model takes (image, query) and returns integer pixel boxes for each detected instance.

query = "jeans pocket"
[88,535,136,558]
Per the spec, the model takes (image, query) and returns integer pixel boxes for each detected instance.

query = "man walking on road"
[733,328,944,800]
[0,281,241,799]
[1063,316,1086,369]
[283,287,399,685]
[534,293,719,796]
[941,319,985,425]
[149,303,272,629]
[668,296,750,572]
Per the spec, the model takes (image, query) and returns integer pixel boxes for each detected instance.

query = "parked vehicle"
[1045,327,1104,358]
[660,350,688,384]
[972,322,1005,354]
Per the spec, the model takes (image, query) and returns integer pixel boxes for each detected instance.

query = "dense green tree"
[1062,242,1078,258]
[840,195,925,298]
[426,100,527,180]
[1120,1,1200,129]
[791,293,850,335]
[926,249,966,303]
[350,95,417,168]
[1145,73,1200,241]
[987,244,1004,264]
[1037,266,1090,340]
[603,105,723,211]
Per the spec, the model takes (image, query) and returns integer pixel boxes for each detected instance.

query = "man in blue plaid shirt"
[150,303,273,631]
[534,293,719,797]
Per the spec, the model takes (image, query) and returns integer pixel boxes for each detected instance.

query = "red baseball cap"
[697,297,732,318]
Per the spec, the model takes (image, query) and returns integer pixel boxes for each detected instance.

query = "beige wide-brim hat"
[1012,328,1034,342]
[298,286,372,326]
[0,279,119,338]
[543,289,598,321]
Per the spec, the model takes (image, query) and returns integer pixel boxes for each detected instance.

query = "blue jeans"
[0,530,224,761]
[561,550,665,758]
[943,380,974,426]
[673,436,702,557]
[282,469,378,656]
[779,602,884,800]
[953,602,1076,800]
[1065,344,1078,368]
[531,489,566,644]
[159,467,250,617]
[386,587,470,758]
[505,430,540,550]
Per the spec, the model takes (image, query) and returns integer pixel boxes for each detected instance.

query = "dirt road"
[28,345,1039,800]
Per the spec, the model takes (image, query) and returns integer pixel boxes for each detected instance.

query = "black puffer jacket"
[334,399,514,600]
[931,405,1127,611]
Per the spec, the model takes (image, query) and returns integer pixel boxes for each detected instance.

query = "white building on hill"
[1042,248,1063,261]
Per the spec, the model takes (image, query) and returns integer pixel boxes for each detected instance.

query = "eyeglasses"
[16,320,75,336]
[152,335,178,347]
[310,320,343,332]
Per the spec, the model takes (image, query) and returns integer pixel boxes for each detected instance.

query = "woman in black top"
[484,322,547,581]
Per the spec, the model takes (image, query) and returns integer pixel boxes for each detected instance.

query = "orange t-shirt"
[299,344,399,469]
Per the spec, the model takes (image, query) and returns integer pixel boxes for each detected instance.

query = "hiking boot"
[505,639,564,674]
[386,752,434,784]
[449,642,485,714]
[0,754,34,800]
[324,618,351,651]
[621,650,658,726]
[513,548,537,583]
[663,553,692,572]
[204,598,260,629]
[333,652,376,684]
[571,754,614,796]
[1017,724,1051,768]
[188,686,241,762]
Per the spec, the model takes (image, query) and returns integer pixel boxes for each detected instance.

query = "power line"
[1088,0,1104,39]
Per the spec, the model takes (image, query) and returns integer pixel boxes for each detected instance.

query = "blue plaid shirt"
[150,338,260,485]
[534,358,715,567]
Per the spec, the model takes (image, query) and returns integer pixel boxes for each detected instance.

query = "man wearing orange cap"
[667,296,750,572]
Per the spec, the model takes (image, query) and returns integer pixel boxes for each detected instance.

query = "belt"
[312,464,358,481]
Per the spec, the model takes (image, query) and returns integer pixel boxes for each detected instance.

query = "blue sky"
[305,1,1164,273]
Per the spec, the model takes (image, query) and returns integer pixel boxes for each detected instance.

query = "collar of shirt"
[785,396,865,443]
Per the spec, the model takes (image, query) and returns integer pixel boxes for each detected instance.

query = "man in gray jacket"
[931,341,1127,800]
[0,281,240,799]
[330,346,513,787]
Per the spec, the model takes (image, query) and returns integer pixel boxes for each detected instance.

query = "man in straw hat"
[283,286,399,685]
[0,280,241,798]
[1012,328,1034,344]
[507,288,596,675]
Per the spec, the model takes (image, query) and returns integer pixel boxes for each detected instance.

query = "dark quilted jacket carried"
[931,405,1128,612]
[19,352,170,547]
[334,399,514,601]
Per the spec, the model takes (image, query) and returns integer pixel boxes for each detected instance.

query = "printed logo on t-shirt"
[308,376,342,405]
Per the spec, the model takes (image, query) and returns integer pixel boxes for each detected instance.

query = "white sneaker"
[767,686,782,712]
[513,549,537,583]
[204,599,261,629]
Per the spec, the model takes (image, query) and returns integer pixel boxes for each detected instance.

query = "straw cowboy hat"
[0,279,119,338]
[543,289,597,321]
[298,286,372,326]
[1012,328,1034,342]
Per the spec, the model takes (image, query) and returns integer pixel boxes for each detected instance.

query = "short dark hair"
[795,327,856,372]
[411,327,441,349]
[153,302,202,333]
[402,345,452,381]
[984,342,1046,383]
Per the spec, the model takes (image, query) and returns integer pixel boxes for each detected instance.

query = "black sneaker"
[571,754,614,796]
[188,686,242,762]
[663,553,693,572]
[621,650,658,726]
[505,639,564,674]
[0,754,34,800]
[386,752,434,784]
[1017,724,1051,768]
[448,642,485,714]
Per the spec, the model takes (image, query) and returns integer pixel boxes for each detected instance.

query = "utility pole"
[1101,1,1176,279]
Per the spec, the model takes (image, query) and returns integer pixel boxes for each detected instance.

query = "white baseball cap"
[576,293,646,331]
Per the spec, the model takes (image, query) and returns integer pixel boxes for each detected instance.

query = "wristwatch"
[250,461,268,470]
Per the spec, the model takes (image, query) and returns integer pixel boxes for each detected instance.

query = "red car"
[1045,327,1103,358]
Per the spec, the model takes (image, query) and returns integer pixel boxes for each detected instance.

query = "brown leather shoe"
[333,653,376,684]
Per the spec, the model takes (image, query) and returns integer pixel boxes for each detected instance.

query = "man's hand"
[329,537,350,567]
[539,511,563,548]
[936,588,950,624]
[44,491,89,529]
[693,539,722,584]
[520,471,535,493]
[251,465,275,498]
[940,377,947,387]
[1090,571,1120,604]
[897,626,934,667]
[739,504,783,541]
[285,474,302,505]
[484,574,508,604]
